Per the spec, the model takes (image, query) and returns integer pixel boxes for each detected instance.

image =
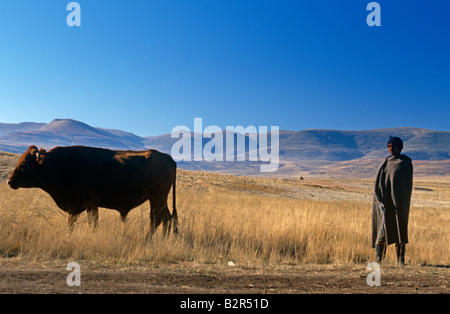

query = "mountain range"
[1,119,449,178]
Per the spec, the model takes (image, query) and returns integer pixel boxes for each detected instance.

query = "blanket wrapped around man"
[372,154,413,248]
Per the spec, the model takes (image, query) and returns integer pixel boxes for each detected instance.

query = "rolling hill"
[0,119,449,178]
[0,119,145,153]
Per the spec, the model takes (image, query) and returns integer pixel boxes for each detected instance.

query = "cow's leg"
[68,213,80,232]
[150,204,173,237]
[116,211,129,237]
[120,212,127,224]
[87,207,99,232]
[161,205,172,235]
[146,195,171,239]
[147,203,164,239]
[159,190,174,235]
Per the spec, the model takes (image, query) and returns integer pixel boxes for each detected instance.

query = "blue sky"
[0,0,449,136]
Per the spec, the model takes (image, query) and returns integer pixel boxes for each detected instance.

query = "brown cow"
[7,145,178,237]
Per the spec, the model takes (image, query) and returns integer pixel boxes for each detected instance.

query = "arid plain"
[0,152,449,293]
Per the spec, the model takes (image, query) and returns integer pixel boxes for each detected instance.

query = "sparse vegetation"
[1,169,449,267]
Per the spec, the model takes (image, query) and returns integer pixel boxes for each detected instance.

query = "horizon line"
[0,118,448,136]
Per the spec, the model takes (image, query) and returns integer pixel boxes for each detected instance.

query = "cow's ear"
[28,146,38,155]
[27,146,39,161]
[36,148,46,163]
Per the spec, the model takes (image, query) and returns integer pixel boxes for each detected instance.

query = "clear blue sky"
[0,1,449,136]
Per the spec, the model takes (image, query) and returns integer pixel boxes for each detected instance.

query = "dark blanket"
[372,154,413,247]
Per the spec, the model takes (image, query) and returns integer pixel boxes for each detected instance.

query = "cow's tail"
[172,174,179,234]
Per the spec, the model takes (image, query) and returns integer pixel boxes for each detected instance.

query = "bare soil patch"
[0,259,448,294]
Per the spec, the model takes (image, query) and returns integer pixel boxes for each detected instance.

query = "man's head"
[387,136,403,156]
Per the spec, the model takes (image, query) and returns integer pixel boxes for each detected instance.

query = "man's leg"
[396,243,406,266]
[376,233,387,263]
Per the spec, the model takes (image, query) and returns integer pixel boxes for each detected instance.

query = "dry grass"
[0,170,449,267]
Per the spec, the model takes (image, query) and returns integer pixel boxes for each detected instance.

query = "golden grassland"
[0,169,449,268]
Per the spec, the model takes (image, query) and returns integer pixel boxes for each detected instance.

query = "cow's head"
[7,146,46,190]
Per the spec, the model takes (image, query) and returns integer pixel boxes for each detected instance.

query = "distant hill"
[0,119,146,153]
[0,119,449,178]
[278,128,450,161]
[139,127,450,162]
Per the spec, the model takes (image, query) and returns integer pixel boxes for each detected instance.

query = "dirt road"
[0,260,448,294]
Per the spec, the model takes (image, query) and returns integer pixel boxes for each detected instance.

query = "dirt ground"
[0,259,448,294]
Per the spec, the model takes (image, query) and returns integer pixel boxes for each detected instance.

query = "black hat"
[387,136,403,151]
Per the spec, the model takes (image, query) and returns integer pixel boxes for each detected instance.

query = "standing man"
[372,136,413,265]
